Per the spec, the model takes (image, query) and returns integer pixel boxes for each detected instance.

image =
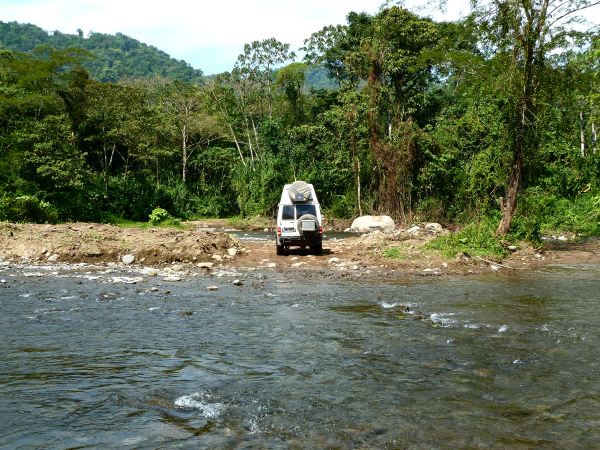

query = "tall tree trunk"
[497,150,523,235]
[182,123,187,183]
[592,122,597,154]
[356,157,363,217]
[580,110,586,157]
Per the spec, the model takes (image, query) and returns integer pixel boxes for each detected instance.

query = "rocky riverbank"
[0,221,598,278]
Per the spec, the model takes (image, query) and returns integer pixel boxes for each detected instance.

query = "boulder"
[121,254,135,265]
[47,254,59,262]
[406,225,421,236]
[350,215,396,233]
[424,223,443,234]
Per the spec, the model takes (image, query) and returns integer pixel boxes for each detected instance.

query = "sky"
[2,0,599,75]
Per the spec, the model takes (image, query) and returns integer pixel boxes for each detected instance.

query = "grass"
[383,246,406,260]
[226,215,272,230]
[111,218,187,230]
[425,219,508,259]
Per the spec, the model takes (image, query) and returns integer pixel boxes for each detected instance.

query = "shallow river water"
[1,262,600,448]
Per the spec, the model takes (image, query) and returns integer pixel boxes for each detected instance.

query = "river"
[1,261,599,448]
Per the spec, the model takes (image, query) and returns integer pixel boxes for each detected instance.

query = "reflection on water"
[1,263,600,448]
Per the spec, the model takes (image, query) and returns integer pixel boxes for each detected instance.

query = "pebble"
[227,248,238,257]
[121,254,135,265]
[233,279,243,286]
[196,262,214,269]
[207,285,219,291]
[163,276,181,282]
[47,254,59,262]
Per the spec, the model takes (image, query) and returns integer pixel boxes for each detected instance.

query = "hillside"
[0,21,203,83]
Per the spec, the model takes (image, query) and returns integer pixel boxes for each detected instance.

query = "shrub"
[149,207,170,225]
[0,195,59,223]
[426,217,507,259]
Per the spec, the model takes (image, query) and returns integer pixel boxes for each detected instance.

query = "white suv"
[276,181,323,255]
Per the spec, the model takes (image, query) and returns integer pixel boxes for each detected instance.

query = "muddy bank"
[0,221,598,277]
[0,222,239,266]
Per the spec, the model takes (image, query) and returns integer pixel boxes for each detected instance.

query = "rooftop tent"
[288,181,312,203]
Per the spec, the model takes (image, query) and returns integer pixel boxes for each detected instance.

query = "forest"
[0,2,598,243]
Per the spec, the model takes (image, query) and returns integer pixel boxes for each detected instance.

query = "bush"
[511,188,600,239]
[426,216,507,259]
[0,195,59,223]
[148,207,170,225]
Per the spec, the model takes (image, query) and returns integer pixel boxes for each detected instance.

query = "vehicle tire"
[311,240,323,255]
[276,241,284,256]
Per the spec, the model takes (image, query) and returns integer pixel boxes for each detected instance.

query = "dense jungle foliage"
[0,3,598,240]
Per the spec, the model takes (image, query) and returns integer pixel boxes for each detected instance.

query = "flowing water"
[1,261,600,448]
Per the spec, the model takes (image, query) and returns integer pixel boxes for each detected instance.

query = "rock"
[227,247,238,257]
[207,285,219,291]
[350,215,396,233]
[328,257,341,264]
[424,223,443,234]
[212,254,223,261]
[490,264,501,271]
[406,225,421,236]
[112,276,144,284]
[196,262,214,269]
[47,254,59,262]
[171,264,183,272]
[143,268,159,277]
[121,254,135,265]
[507,245,517,252]
[266,262,277,268]
[291,262,305,267]
[233,279,243,286]
[163,276,181,282]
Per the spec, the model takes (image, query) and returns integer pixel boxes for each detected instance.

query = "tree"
[233,38,296,120]
[275,62,307,125]
[302,25,348,86]
[470,0,600,234]
[150,79,225,183]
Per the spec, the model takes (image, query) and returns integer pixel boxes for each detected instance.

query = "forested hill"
[0,21,204,83]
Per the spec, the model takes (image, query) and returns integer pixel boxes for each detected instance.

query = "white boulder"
[350,215,396,232]
[406,225,421,236]
[121,254,135,265]
[424,223,444,234]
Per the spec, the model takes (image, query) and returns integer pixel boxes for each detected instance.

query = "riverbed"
[1,262,599,448]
